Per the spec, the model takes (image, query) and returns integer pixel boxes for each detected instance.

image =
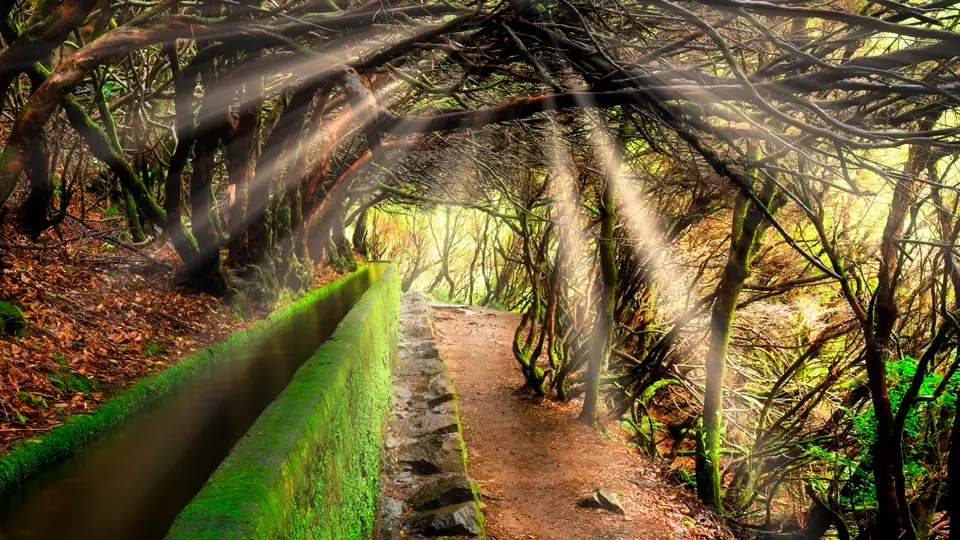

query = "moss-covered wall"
[166,265,401,539]
[0,266,373,497]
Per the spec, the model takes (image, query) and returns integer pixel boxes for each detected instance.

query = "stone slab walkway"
[377,293,485,539]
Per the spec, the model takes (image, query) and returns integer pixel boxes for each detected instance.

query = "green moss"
[0,300,26,337]
[0,266,373,497]
[48,369,96,395]
[167,265,401,539]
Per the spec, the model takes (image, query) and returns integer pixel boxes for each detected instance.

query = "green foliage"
[49,369,96,396]
[104,201,121,217]
[101,80,125,100]
[640,378,679,405]
[817,355,960,508]
[17,392,47,409]
[144,342,165,358]
[486,299,506,311]
[0,300,26,337]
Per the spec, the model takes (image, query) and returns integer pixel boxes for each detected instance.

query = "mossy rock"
[408,473,479,511]
[403,502,484,537]
[0,301,26,337]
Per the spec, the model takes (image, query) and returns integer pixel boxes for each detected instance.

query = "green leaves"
[843,354,960,502]
[101,79,125,100]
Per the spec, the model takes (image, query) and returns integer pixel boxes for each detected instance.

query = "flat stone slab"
[429,373,457,397]
[398,412,459,438]
[400,339,440,359]
[409,474,479,511]
[395,433,465,474]
[380,496,404,534]
[395,357,446,378]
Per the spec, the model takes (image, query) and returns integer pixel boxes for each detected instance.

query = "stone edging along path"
[378,293,485,539]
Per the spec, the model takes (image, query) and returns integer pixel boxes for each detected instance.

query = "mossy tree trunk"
[579,170,616,425]
[695,150,782,509]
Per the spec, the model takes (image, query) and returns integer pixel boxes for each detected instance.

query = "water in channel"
[0,263,388,540]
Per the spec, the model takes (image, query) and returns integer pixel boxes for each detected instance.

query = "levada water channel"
[0,263,388,539]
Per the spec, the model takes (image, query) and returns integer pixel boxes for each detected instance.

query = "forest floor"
[0,225,349,451]
[432,304,730,540]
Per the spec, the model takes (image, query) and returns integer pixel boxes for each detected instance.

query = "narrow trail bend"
[432,305,726,540]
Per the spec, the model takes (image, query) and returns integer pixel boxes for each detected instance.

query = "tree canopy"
[5,0,960,537]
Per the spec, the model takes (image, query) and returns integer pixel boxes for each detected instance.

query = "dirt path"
[432,305,725,540]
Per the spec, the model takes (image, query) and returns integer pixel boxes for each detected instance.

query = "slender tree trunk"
[696,155,780,509]
[162,42,204,271]
[864,135,936,536]
[696,247,746,508]
[188,115,229,295]
[579,172,616,425]
[225,93,258,267]
[15,137,53,235]
[353,206,369,258]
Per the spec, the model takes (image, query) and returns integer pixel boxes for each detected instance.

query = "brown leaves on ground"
[0,224,348,452]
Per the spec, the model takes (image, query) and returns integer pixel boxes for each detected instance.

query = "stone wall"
[378,293,485,539]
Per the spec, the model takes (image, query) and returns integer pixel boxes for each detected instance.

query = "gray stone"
[577,489,625,515]
[401,339,440,359]
[403,323,433,340]
[382,292,486,539]
[379,496,405,535]
[428,374,457,406]
[400,412,459,438]
[393,385,413,400]
[429,372,452,388]
[397,434,465,474]
[427,302,467,310]
[408,400,430,411]
[404,502,483,537]
[426,390,456,407]
[429,400,458,416]
[396,357,445,378]
[408,474,479,511]
[385,435,416,449]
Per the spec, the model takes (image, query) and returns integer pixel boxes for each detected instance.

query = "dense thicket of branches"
[6,0,960,537]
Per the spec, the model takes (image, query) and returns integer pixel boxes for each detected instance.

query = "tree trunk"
[352,206,369,258]
[579,171,616,425]
[188,118,229,295]
[225,96,259,268]
[696,152,780,509]
[864,133,937,536]
[15,137,53,236]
